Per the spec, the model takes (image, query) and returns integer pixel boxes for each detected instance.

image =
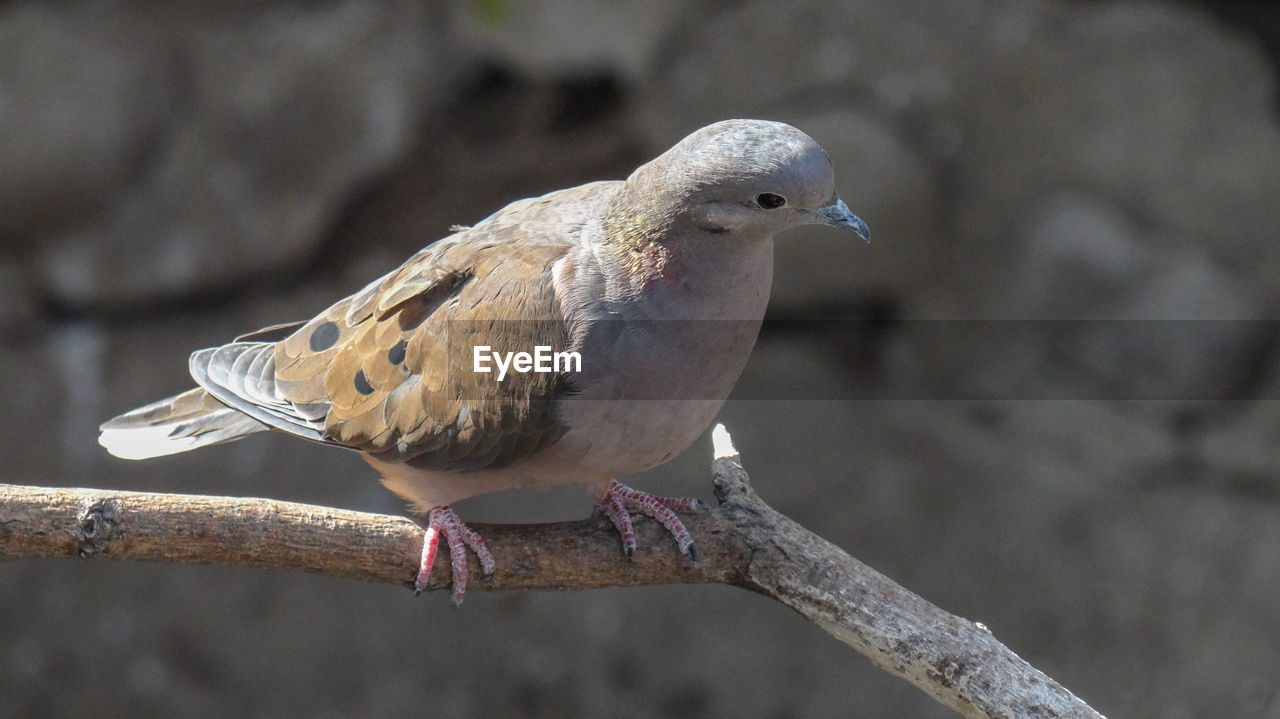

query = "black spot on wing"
[353,369,375,396]
[387,339,407,366]
[309,322,340,352]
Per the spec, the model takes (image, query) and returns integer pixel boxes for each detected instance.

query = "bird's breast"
[548,235,774,475]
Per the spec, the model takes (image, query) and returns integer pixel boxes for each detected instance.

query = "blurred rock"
[997,192,1266,403]
[0,4,175,238]
[0,260,37,335]
[951,0,1280,311]
[26,1,459,310]
[454,0,687,81]
[641,0,1280,318]
[1196,357,1280,496]
[638,0,971,136]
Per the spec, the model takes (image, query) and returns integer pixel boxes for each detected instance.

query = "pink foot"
[415,505,495,605]
[593,480,704,565]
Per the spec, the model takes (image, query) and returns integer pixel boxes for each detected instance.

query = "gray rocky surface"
[2,1,458,310]
[3,1,1279,717]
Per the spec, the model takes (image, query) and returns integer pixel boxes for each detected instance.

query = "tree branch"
[0,426,1104,718]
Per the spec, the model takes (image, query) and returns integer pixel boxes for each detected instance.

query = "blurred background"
[3,0,1279,716]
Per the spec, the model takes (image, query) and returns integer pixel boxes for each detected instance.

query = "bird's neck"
[598,184,685,294]
[582,194,771,324]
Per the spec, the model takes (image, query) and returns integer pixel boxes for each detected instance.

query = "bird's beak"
[811,198,870,243]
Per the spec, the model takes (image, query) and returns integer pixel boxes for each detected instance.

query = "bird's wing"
[191,183,613,472]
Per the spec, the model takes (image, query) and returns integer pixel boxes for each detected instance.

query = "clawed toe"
[594,480,702,564]
[414,505,495,605]
[412,482,699,604]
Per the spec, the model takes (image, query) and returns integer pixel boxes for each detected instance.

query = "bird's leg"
[592,479,704,565]
[415,505,496,605]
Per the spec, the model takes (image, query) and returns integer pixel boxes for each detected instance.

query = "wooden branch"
[0,425,1104,719]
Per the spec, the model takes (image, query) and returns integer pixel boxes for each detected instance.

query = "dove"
[99,119,870,604]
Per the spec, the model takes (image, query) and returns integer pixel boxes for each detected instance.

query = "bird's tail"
[98,388,270,460]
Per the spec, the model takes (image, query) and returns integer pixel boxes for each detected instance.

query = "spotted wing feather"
[270,234,575,471]
[263,182,616,469]
[105,181,610,468]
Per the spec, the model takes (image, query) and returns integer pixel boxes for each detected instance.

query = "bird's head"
[619,119,870,243]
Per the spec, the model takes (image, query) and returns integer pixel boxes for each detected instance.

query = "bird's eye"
[755,193,787,210]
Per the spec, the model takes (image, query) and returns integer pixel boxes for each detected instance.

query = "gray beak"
[812,198,870,243]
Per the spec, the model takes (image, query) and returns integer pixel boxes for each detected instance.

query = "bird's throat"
[602,206,684,294]
[631,240,680,291]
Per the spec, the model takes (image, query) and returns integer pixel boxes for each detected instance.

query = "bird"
[99,119,870,604]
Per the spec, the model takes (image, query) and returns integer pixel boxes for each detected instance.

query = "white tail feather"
[98,388,270,459]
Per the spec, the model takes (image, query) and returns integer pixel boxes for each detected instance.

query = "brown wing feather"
[272,230,577,471]
[192,181,617,470]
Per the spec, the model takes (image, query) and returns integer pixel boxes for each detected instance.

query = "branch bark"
[0,426,1104,719]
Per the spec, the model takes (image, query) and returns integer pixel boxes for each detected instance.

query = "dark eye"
[755,193,787,210]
